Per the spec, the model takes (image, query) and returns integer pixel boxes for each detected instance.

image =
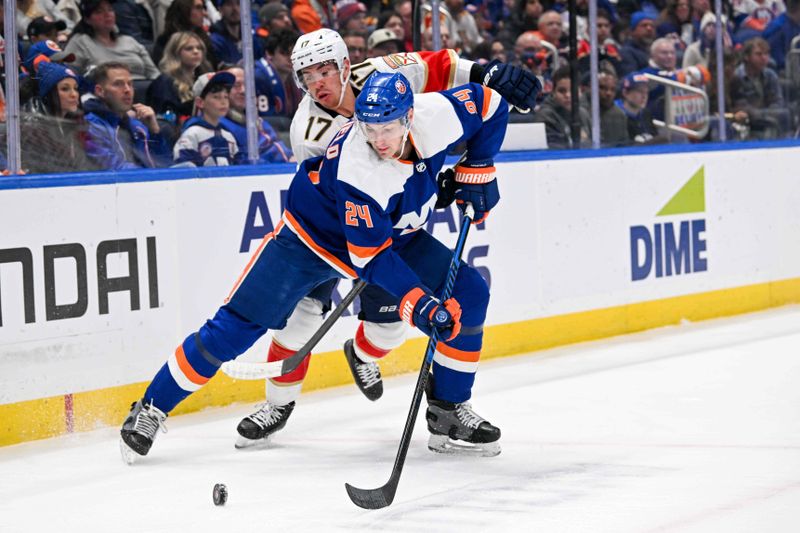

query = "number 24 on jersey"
[344,201,374,228]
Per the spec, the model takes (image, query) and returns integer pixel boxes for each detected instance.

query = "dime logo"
[630,166,708,281]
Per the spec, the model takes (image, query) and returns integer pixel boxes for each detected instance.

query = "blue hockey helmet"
[355,72,414,124]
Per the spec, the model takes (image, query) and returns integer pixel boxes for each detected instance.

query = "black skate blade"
[344,482,394,510]
[119,438,142,465]
[234,435,273,450]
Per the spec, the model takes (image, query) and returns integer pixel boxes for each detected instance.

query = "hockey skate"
[119,399,168,465]
[235,401,295,449]
[425,380,501,457]
[343,339,383,401]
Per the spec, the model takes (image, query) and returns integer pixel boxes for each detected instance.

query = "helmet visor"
[296,61,340,91]
[358,115,409,143]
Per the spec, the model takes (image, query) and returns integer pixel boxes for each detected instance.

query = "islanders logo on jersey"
[395,79,407,94]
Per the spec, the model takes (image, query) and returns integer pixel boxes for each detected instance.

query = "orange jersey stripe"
[283,210,357,278]
[175,345,210,386]
[436,342,481,362]
[225,220,284,303]
[347,237,391,259]
[480,85,492,118]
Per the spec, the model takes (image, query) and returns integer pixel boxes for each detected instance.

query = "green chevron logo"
[657,166,705,216]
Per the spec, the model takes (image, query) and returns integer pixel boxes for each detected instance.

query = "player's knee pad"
[453,266,490,325]
[198,305,266,362]
[168,306,265,393]
[272,297,325,351]
[354,321,407,362]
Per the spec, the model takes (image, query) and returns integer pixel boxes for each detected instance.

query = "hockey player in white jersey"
[235,28,540,448]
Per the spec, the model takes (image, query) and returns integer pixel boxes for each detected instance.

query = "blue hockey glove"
[434,167,457,209]
[400,287,463,341]
[482,59,542,112]
[454,161,500,224]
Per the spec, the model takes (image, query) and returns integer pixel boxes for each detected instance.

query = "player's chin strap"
[395,121,411,160]
[334,63,350,109]
[389,114,412,161]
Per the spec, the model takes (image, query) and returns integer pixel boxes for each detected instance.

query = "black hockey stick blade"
[344,477,397,510]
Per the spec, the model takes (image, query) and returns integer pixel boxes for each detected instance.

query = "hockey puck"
[213,483,228,506]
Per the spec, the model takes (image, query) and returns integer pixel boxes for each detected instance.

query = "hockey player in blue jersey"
[119,71,506,462]
[233,29,542,447]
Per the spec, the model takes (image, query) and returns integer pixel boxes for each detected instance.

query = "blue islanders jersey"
[254,58,288,117]
[174,117,239,166]
[283,83,507,299]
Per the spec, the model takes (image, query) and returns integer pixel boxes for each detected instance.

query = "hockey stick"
[220,280,367,380]
[345,204,475,509]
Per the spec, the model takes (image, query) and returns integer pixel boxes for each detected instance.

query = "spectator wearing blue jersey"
[174,71,239,166]
[221,66,293,163]
[21,40,76,86]
[255,29,301,117]
[111,0,156,49]
[84,62,171,169]
[209,0,263,66]
[615,72,662,144]
[762,0,800,71]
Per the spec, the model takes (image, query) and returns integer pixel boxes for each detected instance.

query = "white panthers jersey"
[289,49,475,164]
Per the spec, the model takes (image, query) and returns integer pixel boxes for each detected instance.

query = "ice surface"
[1,307,799,532]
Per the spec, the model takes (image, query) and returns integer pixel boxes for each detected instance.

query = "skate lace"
[356,361,381,388]
[249,403,287,429]
[134,404,168,438]
[454,403,484,429]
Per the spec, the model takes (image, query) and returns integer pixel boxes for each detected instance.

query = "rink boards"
[1,141,799,446]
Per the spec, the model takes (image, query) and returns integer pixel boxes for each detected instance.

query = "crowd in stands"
[1,0,799,173]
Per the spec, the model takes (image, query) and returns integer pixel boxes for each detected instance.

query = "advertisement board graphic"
[630,166,708,281]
